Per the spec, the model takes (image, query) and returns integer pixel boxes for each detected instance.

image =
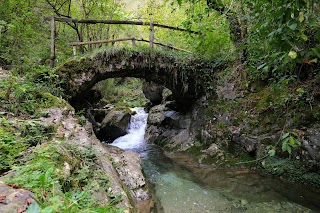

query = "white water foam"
[111,107,148,150]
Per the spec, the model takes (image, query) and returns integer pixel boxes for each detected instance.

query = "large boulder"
[142,81,164,105]
[98,107,131,142]
[92,104,115,123]
[145,103,196,151]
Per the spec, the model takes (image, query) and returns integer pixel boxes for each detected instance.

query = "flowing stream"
[112,107,320,213]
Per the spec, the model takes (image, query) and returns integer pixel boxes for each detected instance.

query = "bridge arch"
[56,48,213,111]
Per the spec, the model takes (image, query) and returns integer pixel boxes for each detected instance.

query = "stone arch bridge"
[56,48,216,111]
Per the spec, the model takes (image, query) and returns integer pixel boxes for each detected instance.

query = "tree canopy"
[0,0,319,82]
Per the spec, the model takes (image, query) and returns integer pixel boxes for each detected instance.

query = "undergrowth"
[0,117,55,172]
[260,157,320,187]
[0,66,64,118]
[5,142,122,213]
[97,78,148,108]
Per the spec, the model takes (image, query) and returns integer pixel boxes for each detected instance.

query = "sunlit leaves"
[288,51,297,59]
[246,0,320,81]
[298,12,304,23]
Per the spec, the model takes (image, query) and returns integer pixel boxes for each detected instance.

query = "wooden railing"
[44,16,199,68]
[68,37,192,55]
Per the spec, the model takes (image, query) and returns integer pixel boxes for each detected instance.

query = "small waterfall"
[111,107,148,150]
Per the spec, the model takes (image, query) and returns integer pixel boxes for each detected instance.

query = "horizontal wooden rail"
[136,38,192,53]
[44,16,199,34]
[69,37,135,46]
[69,37,192,53]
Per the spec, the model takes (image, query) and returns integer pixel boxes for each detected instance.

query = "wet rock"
[144,125,160,143]
[0,181,35,213]
[102,145,154,213]
[162,88,173,103]
[232,134,258,153]
[232,134,275,155]
[147,104,166,125]
[199,143,225,164]
[302,124,320,160]
[145,102,198,151]
[142,81,164,105]
[170,130,193,150]
[98,107,131,142]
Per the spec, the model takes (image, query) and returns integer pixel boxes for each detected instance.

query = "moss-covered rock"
[260,157,320,187]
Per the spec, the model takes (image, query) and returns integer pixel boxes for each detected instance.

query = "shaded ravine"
[111,107,320,213]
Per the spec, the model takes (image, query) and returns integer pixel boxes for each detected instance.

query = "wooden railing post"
[50,16,56,68]
[149,22,154,48]
[73,46,77,56]
[112,34,115,46]
[132,38,136,48]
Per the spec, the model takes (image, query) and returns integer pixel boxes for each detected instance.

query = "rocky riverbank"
[141,73,320,188]
[0,78,154,212]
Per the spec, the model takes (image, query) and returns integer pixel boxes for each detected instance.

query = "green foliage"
[267,130,301,158]
[166,0,235,61]
[6,142,122,213]
[172,0,319,82]
[31,65,65,96]
[0,126,25,172]
[0,0,51,72]
[0,73,64,117]
[98,78,148,108]
[253,80,316,113]
[280,131,301,155]
[246,0,320,80]
[76,110,87,126]
[0,118,54,172]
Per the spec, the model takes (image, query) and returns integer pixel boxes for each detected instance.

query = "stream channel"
[111,107,320,213]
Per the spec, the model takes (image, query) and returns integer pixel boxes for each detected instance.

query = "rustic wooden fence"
[44,16,199,68]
